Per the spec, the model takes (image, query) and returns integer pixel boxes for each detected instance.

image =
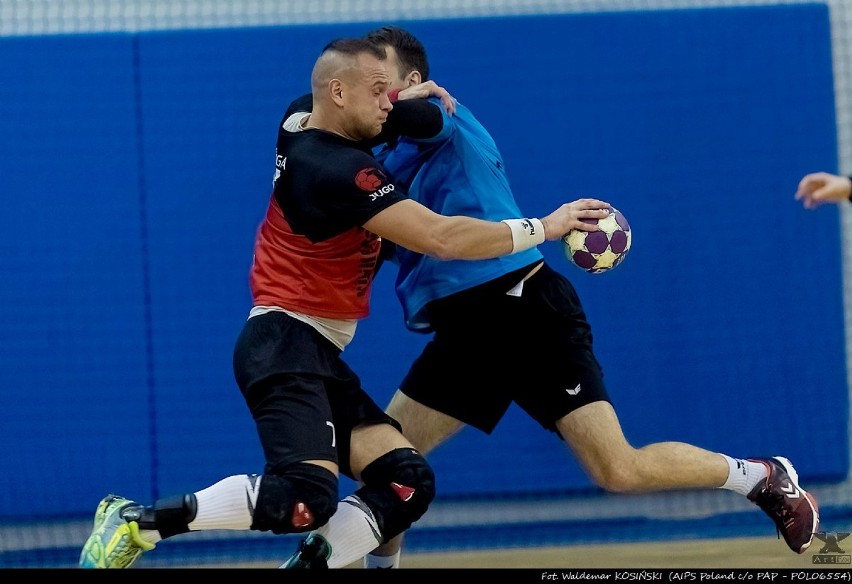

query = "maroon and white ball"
[563,207,631,274]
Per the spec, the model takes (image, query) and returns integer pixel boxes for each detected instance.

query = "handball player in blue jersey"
[280,26,819,568]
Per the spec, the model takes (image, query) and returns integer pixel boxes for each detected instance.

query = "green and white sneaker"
[79,495,155,569]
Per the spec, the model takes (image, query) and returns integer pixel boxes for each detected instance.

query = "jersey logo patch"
[355,168,386,192]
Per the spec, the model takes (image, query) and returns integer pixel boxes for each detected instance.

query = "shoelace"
[753,488,788,541]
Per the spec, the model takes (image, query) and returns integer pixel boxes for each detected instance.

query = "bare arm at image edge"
[795,172,852,209]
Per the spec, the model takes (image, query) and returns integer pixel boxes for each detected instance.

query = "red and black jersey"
[249,117,407,319]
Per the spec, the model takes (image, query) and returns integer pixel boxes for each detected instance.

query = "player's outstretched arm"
[795,172,852,209]
[364,198,611,260]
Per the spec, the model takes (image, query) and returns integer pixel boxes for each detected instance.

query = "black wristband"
[848,177,852,202]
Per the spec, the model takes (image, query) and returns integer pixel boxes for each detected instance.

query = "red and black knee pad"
[355,447,436,541]
[250,463,338,534]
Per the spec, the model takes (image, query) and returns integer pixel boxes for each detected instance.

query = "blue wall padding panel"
[0,34,155,517]
[0,3,844,519]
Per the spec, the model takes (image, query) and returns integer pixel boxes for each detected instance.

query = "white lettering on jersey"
[369,183,395,201]
[273,155,286,187]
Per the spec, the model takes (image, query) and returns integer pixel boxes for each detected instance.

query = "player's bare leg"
[385,390,465,456]
[364,391,465,568]
[557,401,729,491]
[558,401,818,553]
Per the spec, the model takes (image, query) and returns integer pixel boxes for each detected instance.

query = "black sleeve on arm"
[848,176,852,203]
[370,99,444,146]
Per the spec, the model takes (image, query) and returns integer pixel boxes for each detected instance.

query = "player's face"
[383,46,419,91]
[344,53,393,140]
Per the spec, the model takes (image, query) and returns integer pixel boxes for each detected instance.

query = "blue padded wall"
[0,3,845,519]
[0,34,154,517]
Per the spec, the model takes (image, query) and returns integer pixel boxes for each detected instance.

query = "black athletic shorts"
[399,261,611,435]
[233,311,400,479]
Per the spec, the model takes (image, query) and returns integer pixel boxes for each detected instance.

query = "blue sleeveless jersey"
[375,98,543,332]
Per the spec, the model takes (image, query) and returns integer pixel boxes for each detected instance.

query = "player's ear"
[329,78,345,106]
[406,70,422,87]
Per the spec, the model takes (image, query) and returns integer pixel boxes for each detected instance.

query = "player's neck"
[303,111,352,140]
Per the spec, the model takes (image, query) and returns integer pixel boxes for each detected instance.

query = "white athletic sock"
[189,474,260,530]
[719,455,768,496]
[315,495,383,568]
[363,550,400,569]
[137,475,260,545]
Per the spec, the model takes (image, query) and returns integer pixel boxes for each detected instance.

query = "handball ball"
[563,207,632,274]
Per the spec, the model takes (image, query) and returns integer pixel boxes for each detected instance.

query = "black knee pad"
[251,463,338,534]
[355,448,436,542]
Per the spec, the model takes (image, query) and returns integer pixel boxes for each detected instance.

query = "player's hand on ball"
[563,206,632,274]
[540,198,612,242]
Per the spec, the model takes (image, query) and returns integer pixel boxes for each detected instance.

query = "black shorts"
[399,262,610,435]
[233,311,400,479]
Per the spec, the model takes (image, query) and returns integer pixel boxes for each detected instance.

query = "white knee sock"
[719,455,768,496]
[137,474,260,546]
[188,474,260,530]
[315,495,383,568]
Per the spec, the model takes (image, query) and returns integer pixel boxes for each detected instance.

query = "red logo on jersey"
[355,168,386,192]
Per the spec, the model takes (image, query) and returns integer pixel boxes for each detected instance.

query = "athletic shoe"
[90,494,115,529]
[279,533,331,569]
[79,494,155,568]
[747,457,819,554]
